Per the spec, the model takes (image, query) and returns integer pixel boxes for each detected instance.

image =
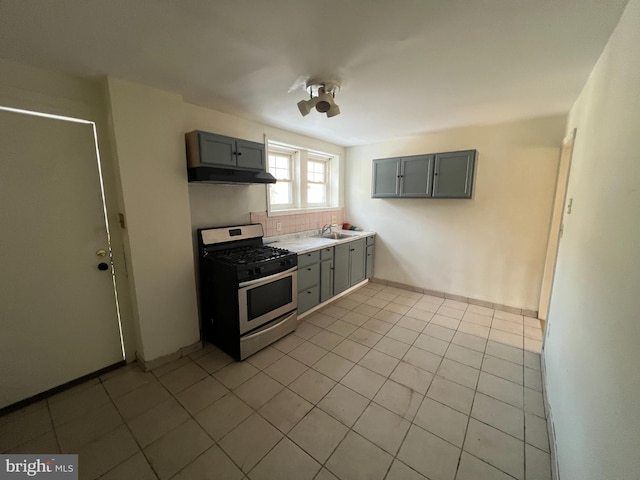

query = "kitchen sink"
[316,232,355,240]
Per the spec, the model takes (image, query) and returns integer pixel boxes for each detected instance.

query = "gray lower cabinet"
[297,251,320,314]
[372,150,475,199]
[299,236,375,312]
[366,236,375,278]
[334,238,367,295]
[319,247,334,303]
[333,243,351,295]
[349,239,366,285]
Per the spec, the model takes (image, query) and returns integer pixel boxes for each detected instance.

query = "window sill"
[267,206,340,217]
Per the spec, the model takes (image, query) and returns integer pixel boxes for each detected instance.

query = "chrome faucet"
[321,224,339,234]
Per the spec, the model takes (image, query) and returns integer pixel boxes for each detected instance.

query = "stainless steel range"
[197,224,298,360]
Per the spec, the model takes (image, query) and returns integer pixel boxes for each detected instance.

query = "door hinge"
[119,213,126,229]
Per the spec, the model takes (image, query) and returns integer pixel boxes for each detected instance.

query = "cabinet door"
[400,155,433,197]
[198,132,236,167]
[349,239,366,286]
[365,244,375,279]
[320,259,334,303]
[372,158,401,198]
[333,243,351,294]
[298,263,319,292]
[236,139,265,170]
[432,150,476,198]
[298,285,319,314]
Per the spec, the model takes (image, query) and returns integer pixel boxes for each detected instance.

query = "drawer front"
[298,250,320,268]
[366,235,375,246]
[320,247,334,261]
[298,262,320,291]
[298,285,320,313]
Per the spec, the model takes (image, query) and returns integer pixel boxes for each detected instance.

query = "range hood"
[188,166,276,184]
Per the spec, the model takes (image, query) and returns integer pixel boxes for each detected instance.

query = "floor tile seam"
[289,343,332,367]
[283,409,351,469]
[478,366,525,387]
[406,421,465,466]
[468,412,527,444]
[482,351,527,369]
[454,382,526,480]
[94,393,163,480]
[98,450,153,480]
[491,315,525,326]
[458,450,521,480]
[0,406,56,454]
[489,325,525,337]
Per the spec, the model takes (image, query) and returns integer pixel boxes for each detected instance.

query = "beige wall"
[543,0,640,478]
[345,115,566,310]
[106,78,200,361]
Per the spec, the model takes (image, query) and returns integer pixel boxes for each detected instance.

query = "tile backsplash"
[251,209,345,237]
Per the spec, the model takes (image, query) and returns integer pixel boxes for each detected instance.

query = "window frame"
[266,140,338,215]
[267,147,296,210]
[305,154,330,207]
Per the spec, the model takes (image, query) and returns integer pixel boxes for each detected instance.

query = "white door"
[0,108,124,409]
[538,129,576,321]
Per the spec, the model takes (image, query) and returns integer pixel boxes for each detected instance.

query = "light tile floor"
[0,283,551,480]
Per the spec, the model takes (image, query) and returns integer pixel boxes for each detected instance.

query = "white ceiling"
[0,0,629,146]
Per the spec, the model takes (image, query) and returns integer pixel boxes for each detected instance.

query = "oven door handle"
[239,266,298,288]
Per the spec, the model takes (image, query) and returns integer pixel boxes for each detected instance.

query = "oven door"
[238,267,297,335]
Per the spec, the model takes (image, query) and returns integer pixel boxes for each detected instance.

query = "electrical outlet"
[276,222,282,232]
[331,215,337,224]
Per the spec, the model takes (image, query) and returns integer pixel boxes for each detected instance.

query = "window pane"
[307,160,326,183]
[268,153,291,181]
[307,183,326,204]
[270,181,292,205]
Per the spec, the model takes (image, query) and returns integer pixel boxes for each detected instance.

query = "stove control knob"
[246,268,254,276]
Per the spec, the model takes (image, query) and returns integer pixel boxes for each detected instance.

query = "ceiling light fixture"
[297,81,341,118]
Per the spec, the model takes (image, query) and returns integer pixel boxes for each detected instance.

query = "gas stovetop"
[208,245,294,266]
[198,224,298,282]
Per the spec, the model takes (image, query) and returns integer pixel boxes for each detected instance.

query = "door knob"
[97,262,109,271]
[96,249,107,257]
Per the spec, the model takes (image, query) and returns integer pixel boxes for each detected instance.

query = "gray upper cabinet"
[432,150,475,198]
[372,158,401,197]
[400,155,433,197]
[372,149,476,199]
[187,131,265,171]
[236,139,266,170]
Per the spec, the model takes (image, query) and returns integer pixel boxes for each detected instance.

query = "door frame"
[538,128,576,322]
[0,81,135,364]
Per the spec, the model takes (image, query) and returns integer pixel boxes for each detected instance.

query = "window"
[268,150,294,208]
[307,156,328,205]
[267,141,339,213]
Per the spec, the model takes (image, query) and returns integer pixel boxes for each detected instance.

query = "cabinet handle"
[350,249,355,252]
[237,151,242,156]
[307,268,312,271]
[307,291,312,294]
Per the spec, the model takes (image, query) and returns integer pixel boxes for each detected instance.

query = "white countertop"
[264,229,375,254]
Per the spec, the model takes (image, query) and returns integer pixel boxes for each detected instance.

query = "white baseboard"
[541,349,561,480]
